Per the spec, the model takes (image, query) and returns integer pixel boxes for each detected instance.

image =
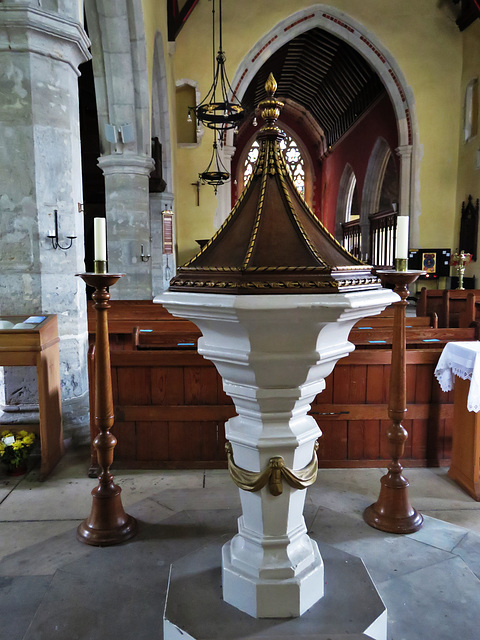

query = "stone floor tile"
[405,468,480,511]
[422,508,480,535]
[405,514,468,552]
[23,569,164,640]
[0,520,82,563]
[310,506,453,585]
[451,530,480,580]
[308,468,386,518]
[59,510,233,596]
[0,525,92,577]
[380,556,480,640]
[147,486,241,512]
[0,575,52,639]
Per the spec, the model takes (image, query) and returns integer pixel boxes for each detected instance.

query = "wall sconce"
[47,209,76,251]
[141,244,151,262]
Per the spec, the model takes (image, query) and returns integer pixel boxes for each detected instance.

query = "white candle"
[396,216,409,260]
[94,218,107,261]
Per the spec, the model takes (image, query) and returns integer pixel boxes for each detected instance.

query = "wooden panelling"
[87,301,462,470]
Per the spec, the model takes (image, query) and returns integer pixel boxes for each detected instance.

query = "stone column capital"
[395,144,413,159]
[0,5,91,73]
[98,154,155,178]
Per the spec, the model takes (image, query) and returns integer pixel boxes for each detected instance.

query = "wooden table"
[435,341,480,500]
[0,315,64,479]
[449,376,480,500]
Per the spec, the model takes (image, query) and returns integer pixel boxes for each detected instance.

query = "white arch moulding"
[220,5,419,245]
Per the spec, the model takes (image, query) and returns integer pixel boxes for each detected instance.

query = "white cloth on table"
[434,341,480,412]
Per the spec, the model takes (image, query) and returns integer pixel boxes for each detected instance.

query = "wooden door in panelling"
[363,419,381,460]
[136,421,169,461]
[116,366,152,405]
[412,364,433,460]
[402,418,413,459]
[168,420,219,461]
[347,419,366,460]
[411,419,428,461]
[151,366,185,405]
[379,419,392,459]
[112,421,137,460]
[366,364,386,404]
[316,419,348,461]
[184,366,218,404]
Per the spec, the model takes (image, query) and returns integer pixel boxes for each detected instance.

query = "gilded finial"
[258,71,284,137]
[265,73,277,97]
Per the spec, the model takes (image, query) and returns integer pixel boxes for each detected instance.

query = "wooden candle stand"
[363,270,424,534]
[76,272,137,546]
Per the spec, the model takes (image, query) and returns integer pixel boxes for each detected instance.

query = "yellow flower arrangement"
[0,429,36,470]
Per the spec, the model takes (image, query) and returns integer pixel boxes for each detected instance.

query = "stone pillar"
[396,145,413,218]
[0,2,91,440]
[150,191,176,296]
[98,154,155,300]
[214,144,235,229]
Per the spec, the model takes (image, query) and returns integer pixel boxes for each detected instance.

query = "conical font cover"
[169,74,381,295]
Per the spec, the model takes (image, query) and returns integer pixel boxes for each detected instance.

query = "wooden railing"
[341,219,361,258]
[369,210,397,267]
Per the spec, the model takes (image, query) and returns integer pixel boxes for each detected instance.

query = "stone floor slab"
[451,529,480,580]
[380,555,480,640]
[310,507,454,584]
[165,537,387,640]
[405,514,468,552]
[0,575,52,638]
[23,568,163,640]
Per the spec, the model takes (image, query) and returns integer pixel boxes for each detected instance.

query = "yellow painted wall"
[456,19,480,282]
[142,1,465,267]
[141,0,177,195]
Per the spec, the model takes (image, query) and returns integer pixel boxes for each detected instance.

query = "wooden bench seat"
[86,298,464,472]
[349,324,479,348]
[417,287,480,328]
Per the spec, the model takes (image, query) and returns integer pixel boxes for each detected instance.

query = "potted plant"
[0,430,36,475]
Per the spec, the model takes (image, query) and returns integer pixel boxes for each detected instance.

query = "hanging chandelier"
[191,0,245,131]
[198,134,230,194]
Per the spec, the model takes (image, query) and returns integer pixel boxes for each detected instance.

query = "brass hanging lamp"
[191,0,245,132]
[198,134,230,194]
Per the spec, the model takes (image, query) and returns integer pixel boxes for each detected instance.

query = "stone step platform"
[164,534,387,640]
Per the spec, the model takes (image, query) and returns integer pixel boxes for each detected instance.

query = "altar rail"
[87,301,457,471]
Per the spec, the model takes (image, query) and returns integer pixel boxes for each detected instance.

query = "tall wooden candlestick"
[363,270,424,534]
[76,271,137,545]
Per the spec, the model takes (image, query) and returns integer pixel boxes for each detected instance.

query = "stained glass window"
[243,132,305,197]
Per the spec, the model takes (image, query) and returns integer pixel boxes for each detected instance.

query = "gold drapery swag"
[225,441,319,496]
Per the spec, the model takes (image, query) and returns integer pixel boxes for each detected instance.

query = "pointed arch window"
[243,131,306,198]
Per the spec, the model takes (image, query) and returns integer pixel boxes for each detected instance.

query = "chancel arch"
[223,5,418,245]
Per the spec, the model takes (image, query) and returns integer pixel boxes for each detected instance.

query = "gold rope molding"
[225,441,319,496]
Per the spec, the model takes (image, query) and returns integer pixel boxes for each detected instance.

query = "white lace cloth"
[434,341,480,412]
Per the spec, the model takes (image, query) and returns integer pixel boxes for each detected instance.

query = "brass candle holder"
[363,269,424,534]
[76,270,137,545]
[450,250,472,290]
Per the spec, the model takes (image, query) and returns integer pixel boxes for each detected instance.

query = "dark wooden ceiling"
[241,27,386,148]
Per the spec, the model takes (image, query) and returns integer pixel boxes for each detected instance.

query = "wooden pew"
[349,324,480,348]
[354,314,438,329]
[87,344,454,472]
[86,299,465,472]
[416,287,480,328]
